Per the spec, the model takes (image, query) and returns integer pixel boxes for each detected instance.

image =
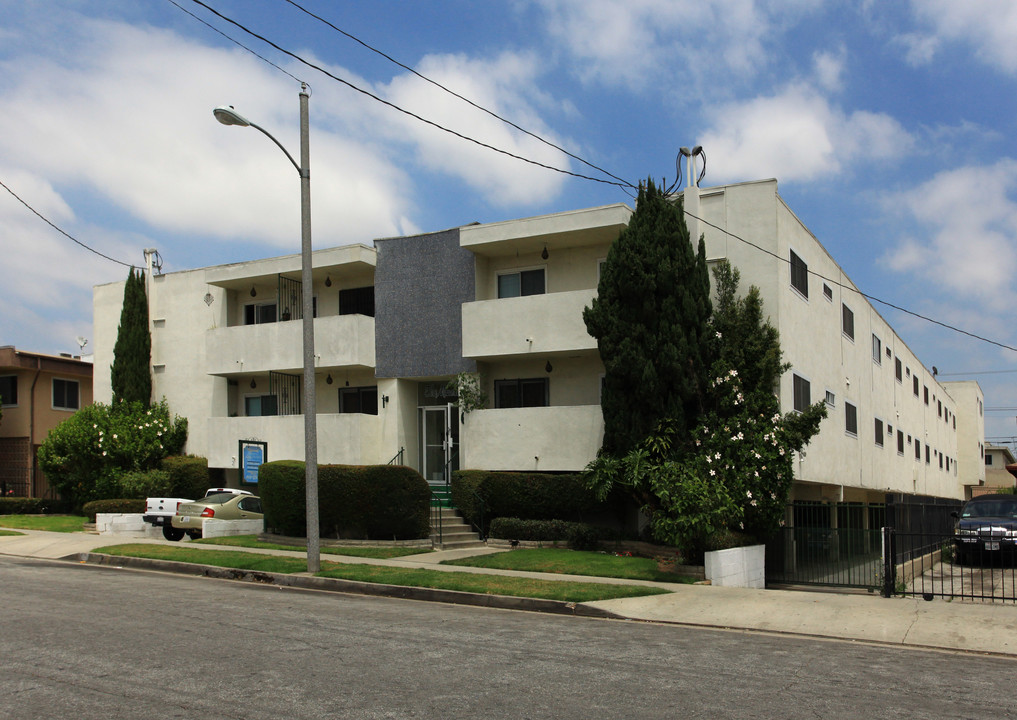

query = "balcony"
[461,289,597,360]
[205,413,385,469]
[206,314,375,375]
[460,404,603,472]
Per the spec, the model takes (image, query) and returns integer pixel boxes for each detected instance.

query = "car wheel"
[163,525,185,542]
[186,530,202,540]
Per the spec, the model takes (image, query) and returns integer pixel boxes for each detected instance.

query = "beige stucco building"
[92,179,985,504]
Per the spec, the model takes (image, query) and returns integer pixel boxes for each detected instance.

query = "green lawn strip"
[194,535,432,559]
[0,515,87,533]
[0,529,25,536]
[93,544,670,603]
[442,548,697,584]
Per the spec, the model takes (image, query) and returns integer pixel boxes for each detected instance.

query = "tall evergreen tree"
[111,267,152,406]
[583,179,713,455]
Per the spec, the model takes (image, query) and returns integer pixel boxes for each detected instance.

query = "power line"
[280,0,634,190]
[0,178,134,268]
[185,0,629,189]
[938,369,1017,377]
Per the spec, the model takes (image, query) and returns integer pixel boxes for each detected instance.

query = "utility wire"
[186,0,628,188]
[164,0,302,83]
[280,0,634,190]
[0,178,134,268]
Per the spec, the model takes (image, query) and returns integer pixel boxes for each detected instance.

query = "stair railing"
[387,447,405,465]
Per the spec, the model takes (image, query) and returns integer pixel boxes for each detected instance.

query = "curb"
[76,552,628,620]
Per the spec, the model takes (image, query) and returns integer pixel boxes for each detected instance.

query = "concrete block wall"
[95,513,161,538]
[201,518,264,538]
[704,544,765,588]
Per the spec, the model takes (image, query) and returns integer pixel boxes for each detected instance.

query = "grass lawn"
[0,529,25,536]
[195,535,432,560]
[442,548,698,584]
[0,514,87,533]
[92,544,671,603]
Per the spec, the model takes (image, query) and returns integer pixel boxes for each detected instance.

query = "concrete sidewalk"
[2,529,1016,657]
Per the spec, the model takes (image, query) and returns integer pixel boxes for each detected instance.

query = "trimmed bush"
[160,455,213,499]
[0,497,72,515]
[116,469,172,499]
[489,517,609,550]
[81,499,146,522]
[259,461,430,540]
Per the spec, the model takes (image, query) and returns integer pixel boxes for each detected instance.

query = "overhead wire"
[184,0,630,189]
[0,178,134,269]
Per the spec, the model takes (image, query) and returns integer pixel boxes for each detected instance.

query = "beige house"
[92,178,984,505]
[978,444,1017,495]
[0,346,93,498]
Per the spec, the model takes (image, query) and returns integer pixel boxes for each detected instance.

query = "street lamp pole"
[214,84,320,572]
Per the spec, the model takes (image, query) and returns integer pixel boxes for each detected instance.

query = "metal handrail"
[387,447,405,465]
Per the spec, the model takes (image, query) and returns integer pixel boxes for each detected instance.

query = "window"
[244,395,278,417]
[986,454,994,466]
[494,378,549,408]
[825,390,835,407]
[897,430,905,455]
[0,375,17,406]
[872,334,882,364]
[874,418,884,447]
[339,386,378,415]
[924,386,929,405]
[244,302,277,325]
[339,286,375,317]
[52,379,79,411]
[845,402,857,436]
[238,496,262,513]
[498,269,545,298]
[913,376,919,397]
[841,304,854,340]
[937,400,942,418]
[823,283,833,301]
[939,453,944,470]
[926,445,930,464]
[792,374,811,412]
[895,358,902,383]
[789,250,808,298]
[915,440,921,460]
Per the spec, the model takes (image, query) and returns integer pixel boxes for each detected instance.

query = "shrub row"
[451,470,607,532]
[259,462,430,540]
[489,517,608,551]
[81,499,147,522]
[0,497,72,515]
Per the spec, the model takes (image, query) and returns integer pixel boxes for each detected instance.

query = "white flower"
[102,451,107,456]
[747,491,753,498]
[112,434,117,440]
[706,455,712,463]
[709,469,716,476]
[714,453,721,460]
[779,448,785,456]
[729,369,738,377]
[92,424,97,429]
[750,500,757,507]
[715,331,722,339]
[737,432,744,440]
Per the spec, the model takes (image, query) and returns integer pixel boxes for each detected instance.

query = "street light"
[214,84,321,572]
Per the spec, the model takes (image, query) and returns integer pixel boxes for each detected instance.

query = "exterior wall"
[946,381,987,495]
[983,444,1016,491]
[461,405,603,472]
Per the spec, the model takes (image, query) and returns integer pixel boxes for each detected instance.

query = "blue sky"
[3,0,1017,446]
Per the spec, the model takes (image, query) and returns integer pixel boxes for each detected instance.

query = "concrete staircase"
[431,506,485,550]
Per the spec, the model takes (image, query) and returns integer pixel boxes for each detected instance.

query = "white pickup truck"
[143,488,251,541]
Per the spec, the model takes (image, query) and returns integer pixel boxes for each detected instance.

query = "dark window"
[913,376,919,397]
[494,378,549,408]
[924,386,929,405]
[339,386,378,415]
[823,284,833,300]
[244,395,278,417]
[792,374,810,412]
[895,358,902,382]
[872,335,881,364]
[790,250,808,298]
[986,454,994,466]
[937,400,942,418]
[842,304,854,340]
[939,453,944,470]
[0,375,17,406]
[926,445,930,464]
[897,430,904,454]
[845,402,857,436]
[52,379,79,410]
[874,418,884,447]
[915,440,921,460]
[339,286,375,317]
[498,269,545,298]
[244,303,277,325]
[238,496,262,513]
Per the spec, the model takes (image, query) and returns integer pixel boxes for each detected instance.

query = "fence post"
[881,526,896,597]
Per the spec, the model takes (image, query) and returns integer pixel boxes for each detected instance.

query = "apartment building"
[92,179,984,503]
[0,346,93,497]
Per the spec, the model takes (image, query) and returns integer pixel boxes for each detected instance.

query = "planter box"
[704,544,765,588]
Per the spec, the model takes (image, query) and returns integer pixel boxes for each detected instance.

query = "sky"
[2,0,1017,446]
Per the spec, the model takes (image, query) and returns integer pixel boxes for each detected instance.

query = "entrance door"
[420,404,458,485]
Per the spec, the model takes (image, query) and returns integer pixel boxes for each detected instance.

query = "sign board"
[239,441,267,485]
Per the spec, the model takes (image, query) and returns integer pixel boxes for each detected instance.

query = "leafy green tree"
[583,179,713,455]
[111,268,152,406]
[37,400,187,508]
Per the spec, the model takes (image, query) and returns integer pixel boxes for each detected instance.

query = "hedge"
[489,517,607,550]
[0,497,72,515]
[160,455,213,499]
[81,498,147,522]
[259,461,430,540]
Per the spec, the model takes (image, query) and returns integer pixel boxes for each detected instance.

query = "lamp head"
[213,105,251,127]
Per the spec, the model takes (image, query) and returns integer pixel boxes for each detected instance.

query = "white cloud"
[531,0,820,91]
[895,32,939,67]
[907,0,1017,73]
[882,160,1017,313]
[698,84,913,182]
[813,47,846,93]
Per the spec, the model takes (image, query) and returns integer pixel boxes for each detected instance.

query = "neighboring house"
[976,444,1017,496]
[91,178,985,507]
[0,346,93,497]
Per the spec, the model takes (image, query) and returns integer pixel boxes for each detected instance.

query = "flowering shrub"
[37,399,187,508]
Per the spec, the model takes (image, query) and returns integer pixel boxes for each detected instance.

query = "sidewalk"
[3,529,1016,657]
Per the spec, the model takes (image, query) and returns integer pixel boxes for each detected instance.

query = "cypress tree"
[583,179,713,456]
[111,267,152,406]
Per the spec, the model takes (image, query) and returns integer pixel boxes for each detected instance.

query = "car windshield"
[961,499,1017,518]
[202,493,236,505]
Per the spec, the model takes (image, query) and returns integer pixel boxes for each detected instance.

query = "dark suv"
[953,494,1017,564]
